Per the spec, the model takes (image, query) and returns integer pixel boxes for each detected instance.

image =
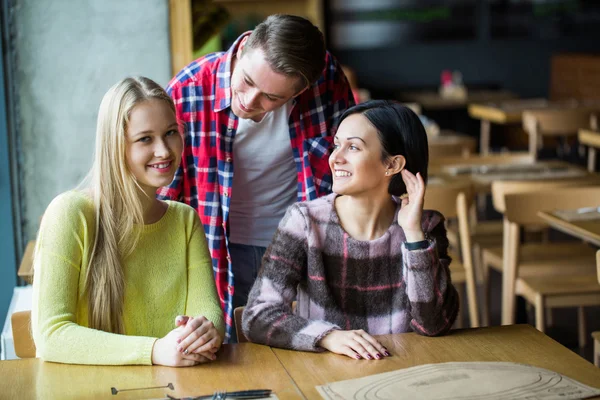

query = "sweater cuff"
[139,338,157,365]
[402,239,437,270]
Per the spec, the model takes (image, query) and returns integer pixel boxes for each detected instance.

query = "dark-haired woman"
[242,100,459,360]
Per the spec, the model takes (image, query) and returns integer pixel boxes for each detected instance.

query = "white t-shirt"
[229,101,297,247]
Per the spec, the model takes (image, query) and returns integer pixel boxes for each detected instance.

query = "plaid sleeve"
[403,212,459,336]
[242,204,338,351]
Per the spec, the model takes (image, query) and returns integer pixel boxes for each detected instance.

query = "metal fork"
[211,390,227,400]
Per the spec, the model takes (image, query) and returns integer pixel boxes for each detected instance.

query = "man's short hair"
[243,14,326,92]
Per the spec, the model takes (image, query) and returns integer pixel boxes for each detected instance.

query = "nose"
[154,138,171,158]
[244,88,261,109]
[329,146,345,165]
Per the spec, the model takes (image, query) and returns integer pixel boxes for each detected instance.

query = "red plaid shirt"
[158,32,354,340]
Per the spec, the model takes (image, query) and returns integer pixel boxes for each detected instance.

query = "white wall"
[15,0,171,239]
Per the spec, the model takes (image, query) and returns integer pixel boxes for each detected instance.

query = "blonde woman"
[31,77,224,366]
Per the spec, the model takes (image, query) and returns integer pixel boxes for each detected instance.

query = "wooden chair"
[428,131,477,159]
[233,306,248,343]
[17,240,36,284]
[425,180,479,327]
[578,115,600,172]
[11,310,36,358]
[594,250,600,367]
[500,186,600,346]
[481,176,600,326]
[522,108,599,161]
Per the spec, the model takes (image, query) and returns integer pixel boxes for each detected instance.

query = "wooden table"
[400,89,516,111]
[579,129,600,171]
[0,343,303,399]
[468,98,551,155]
[438,159,592,194]
[272,325,600,399]
[3,326,600,399]
[468,98,600,155]
[538,210,600,247]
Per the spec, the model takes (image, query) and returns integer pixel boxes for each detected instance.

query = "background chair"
[233,306,248,343]
[481,177,600,326]
[578,114,600,172]
[593,250,600,367]
[425,179,479,327]
[501,186,600,347]
[11,310,36,358]
[522,108,599,161]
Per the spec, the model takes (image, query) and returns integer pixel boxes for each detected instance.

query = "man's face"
[230,45,303,121]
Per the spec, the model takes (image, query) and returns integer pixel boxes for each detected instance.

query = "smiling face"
[230,43,304,121]
[125,99,182,196]
[329,113,394,197]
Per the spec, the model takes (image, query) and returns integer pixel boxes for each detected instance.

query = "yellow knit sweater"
[32,191,224,365]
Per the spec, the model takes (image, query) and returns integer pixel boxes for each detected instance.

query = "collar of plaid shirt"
[160,31,355,341]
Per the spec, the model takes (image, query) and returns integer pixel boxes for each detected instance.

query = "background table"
[271,325,600,399]
[400,89,516,111]
[468,98,600,155]
[538,210,600,247]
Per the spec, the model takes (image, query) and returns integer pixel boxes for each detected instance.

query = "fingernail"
[355,354,361,360]
[177,347,183,353]
[384,351,391,357]
[375,353,382,359]
[176,338,182,344]
[366,354,373,360]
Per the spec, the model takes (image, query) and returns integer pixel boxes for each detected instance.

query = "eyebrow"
[243,70,285,99]
[335,136,367,144]
[131,122,179,138]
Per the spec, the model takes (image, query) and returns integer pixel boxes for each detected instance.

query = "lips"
[237,94,253,113]
[147,161,172,172]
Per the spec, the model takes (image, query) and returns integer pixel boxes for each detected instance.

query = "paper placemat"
[316,362,600,400]
[553,207,600,222]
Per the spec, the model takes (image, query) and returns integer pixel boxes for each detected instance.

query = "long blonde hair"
[85,76,176,334]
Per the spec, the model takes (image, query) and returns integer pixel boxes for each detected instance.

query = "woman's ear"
[386,155,406,176]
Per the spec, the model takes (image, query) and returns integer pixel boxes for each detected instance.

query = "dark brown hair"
[337,100,429,197]
[243,14,326,92]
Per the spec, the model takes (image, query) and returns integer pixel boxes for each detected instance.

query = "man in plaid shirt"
[158,14,354,341]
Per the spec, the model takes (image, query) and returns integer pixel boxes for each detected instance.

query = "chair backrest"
[233,306,248,343]
[504,186,600,226]
[523,108,599,161]
[428,135,477,159]
[597,250,600,285]
[11,310,36,358]
[491,176,600,214]
[425,180,474,219]
[523,108,596,137]
[17,240,36,284]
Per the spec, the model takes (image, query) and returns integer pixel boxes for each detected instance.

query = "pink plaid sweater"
[242,193,459,351]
